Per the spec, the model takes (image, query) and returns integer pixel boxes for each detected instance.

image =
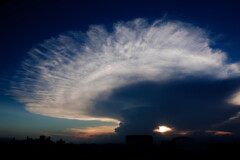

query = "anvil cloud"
[11,19,240,131]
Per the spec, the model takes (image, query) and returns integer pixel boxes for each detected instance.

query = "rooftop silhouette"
[0,135,239,159]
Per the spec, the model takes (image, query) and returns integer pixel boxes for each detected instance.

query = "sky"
[0,0,240,143]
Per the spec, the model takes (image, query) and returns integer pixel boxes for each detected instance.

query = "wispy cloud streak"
[11,18,240,124]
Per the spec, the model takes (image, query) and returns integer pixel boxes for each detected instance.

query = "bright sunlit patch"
[154,125,172,133]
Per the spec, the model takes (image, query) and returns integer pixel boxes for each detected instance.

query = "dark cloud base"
[93,78,240,136]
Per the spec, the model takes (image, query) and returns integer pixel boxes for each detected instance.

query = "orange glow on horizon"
[206,130,232,135]
[66,125,117,138]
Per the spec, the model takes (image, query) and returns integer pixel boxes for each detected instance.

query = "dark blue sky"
[0,0,240,142]
[1,0,240,74]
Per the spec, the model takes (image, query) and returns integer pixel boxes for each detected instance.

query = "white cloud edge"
[10,18,240,127]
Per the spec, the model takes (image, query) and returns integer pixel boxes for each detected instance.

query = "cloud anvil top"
[10,18,240,135]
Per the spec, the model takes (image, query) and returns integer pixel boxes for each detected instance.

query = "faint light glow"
[178,131,191,135]
[228,112,240,121]
[65,125,117,138]
[206,130,232,135]
[154,125,172,133]
[228,91,240,105]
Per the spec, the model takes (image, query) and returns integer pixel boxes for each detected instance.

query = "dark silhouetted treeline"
[0,135,239,160]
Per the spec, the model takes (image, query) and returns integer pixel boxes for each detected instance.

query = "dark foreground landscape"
[0,135,239,160]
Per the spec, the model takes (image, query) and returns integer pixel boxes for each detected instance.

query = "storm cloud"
[10,18,240,136]
[94,79,240,135]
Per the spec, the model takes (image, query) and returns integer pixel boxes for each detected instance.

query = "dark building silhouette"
[172,137,194,153]
[56,138,65,145]
[126,135,153,144]
[1,134,240,160]
[39,135,46,142]
[126,135,153,158]
[126,135,153,148]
